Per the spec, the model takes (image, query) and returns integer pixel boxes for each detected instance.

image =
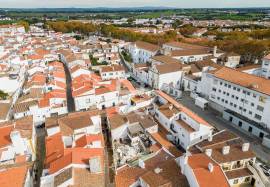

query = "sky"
[0,0,270,8]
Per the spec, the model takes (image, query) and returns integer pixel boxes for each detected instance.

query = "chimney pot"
[222,146,230,155]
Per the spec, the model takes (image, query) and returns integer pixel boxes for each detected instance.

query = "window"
[238,121,242,127]
[244,177,250,182]
[231,95,235,98]
[233,179,238,184]
[251,103,254,107]
[212,87,217,92]
[253,94,257,98]
[233,87,236,90]
[228,85,231,88]
[237,88,240,92]
[257,105,264,112]
[249,111,252,115]
[255,114,262,120]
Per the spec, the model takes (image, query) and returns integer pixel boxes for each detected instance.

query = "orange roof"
[188,154,230,187]
[213,67,270,96]
[151,128,183,158]
[0,165,28,187]
[44,90,66,99]
[263,53,270,60]
[38,98,50,108]
[72,85,93,97]
[106,107,118,118]
[75,134,104,148]
[119,79,136,94]
[30,73,46,84]
[95,87,112,95]
[156,90,212,128]
[49,147,104,174]
[52,71,66,79]
[0,125,13,148]
[47,80,66,89]
[45,132,64,167]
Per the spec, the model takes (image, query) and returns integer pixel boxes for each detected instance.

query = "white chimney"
[184,154,188,164]
[138,159,145,169]
[208,163,214,172]
[10,131,26,155]
[222,146,230,155]
[154,167,162,174]
[208,135,213,142]
[89,156,101,173]
[169,104,173,110]
[213,46,217,57]
[205,149,212,157]
[242,143,250,152]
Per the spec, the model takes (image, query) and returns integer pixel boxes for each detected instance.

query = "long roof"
[134,41,159,52]
[213,67,270,96]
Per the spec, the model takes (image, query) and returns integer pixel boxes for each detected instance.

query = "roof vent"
[208,163,214,172]
[222,146,230,155]
[154,167,162,174]
[205,149,212,157]
[138,159,145,169]
[242,143,250,152]
[249,83,258,89]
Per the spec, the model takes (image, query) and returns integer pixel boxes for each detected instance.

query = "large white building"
[199,67,270,144]
[128,41,160,64]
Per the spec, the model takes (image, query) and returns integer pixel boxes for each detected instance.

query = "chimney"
[154,167,162,174]
[10,131,26,155]
[138,159,145,169]
[184,154,188,164]
[208,134,213,142]
[208,163,214,172]
[213,46,217,57]
[89,156,102,173]
[205,149,212,157]
[242,143,250,152]
[222,146,230,155]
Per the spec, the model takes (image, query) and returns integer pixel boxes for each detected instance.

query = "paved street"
[179,92,270,163]
[62,61,75,112]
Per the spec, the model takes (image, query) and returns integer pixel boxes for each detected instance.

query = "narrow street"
[179,92,270,163]
[33,127,46,187]
[62,61,75,112]
[101,116,115,187]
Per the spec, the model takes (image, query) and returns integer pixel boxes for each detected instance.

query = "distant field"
[0,8,268,21]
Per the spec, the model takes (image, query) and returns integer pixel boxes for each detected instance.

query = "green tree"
[0,90,8,100]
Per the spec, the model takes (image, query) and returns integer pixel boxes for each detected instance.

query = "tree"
[18,20,30,32]
[172,19,183,29]
[0,90,8,100]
